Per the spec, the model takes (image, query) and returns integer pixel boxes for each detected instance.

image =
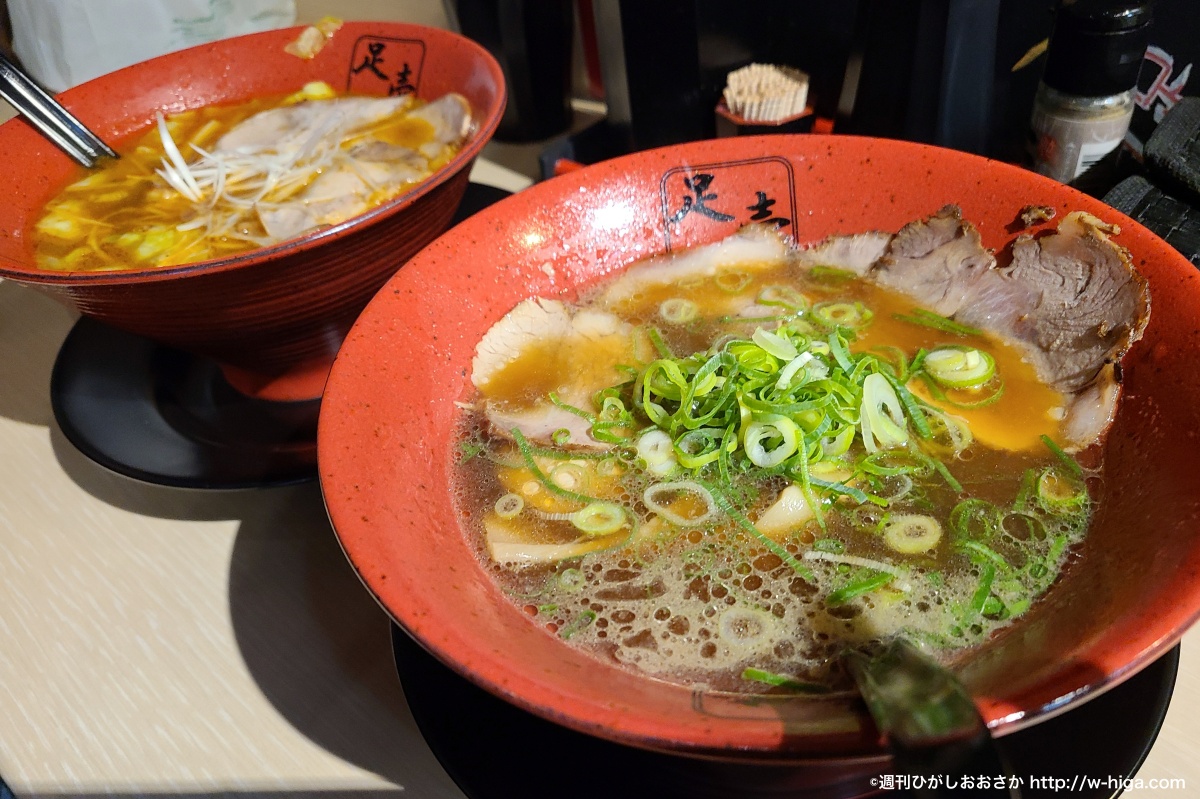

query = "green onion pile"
[591,296,994,524]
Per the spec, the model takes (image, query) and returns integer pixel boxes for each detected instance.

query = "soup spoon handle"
[846,639,1022,798]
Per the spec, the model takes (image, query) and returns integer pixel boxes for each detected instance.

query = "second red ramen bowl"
[0,20,505,401]
[319,134,1200,764]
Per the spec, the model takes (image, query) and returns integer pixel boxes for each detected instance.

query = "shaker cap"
[1042,0,1154,97]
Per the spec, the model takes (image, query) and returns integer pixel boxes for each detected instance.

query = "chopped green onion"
[813,537,845,553]
[960,539,1009,570]
[549,462,588,493]
[741,667,829,693]
[660,297,699,324]
[752,327,799,360]
[790,434,826,530]
[809,476,877,505]
[922,408,974,454]
[949,498,1003,543]
[923,346,997,389]
[809,265,856,282]
[813,301,874,329]
[571,502,628,536]
[744,414,801,468]
[860,373,909,452]
[1012,468,1040,513]
[548,392,595,421]
[646,326,674,359]
[558,567,586,591]
[919,451,963,494]
[715,270,752,292]
[775,352,815,391]
[882,514,943,554]
[520,442,607,461]
[1036,467,1088,514]
[965,563,997,621]
[636,429,678,477]
[757,285,808,309]
[705,483,815,580]
[718,314,792,324]
[917,372,1006,409]
[560,610,596,639]
[1001,511,1045,541]
[871,345,911,380]
[859,449,931,477]
[820,425,856,458]
[827,570,894,605]
[675,428,726,469]
[494,493,525,519]
[458,439,485,462]
[643,481,718,527]
[827,331,856,374]
[892,308,982,337]
[881,371,932,440]
[981,595,1007,618]
[1040,434,1083,477]
[510,429,598,506]
[875,472,914,501]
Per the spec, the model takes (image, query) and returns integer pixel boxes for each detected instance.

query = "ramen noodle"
[33,82,472,271]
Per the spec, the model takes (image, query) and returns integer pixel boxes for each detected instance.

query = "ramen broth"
[34,84,470,271]
[455,248,1092,693]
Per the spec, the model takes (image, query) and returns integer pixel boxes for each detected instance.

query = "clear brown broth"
[454,254,1090,693]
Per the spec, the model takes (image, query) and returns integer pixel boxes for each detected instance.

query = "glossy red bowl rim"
[0,21,506,286]
[320,133,1200,759]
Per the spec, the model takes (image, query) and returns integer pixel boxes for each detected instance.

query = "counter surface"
[0,103,1196,799]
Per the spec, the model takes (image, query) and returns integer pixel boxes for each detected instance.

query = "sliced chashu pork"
[212,93,473,241]
[871,209,999,316]
[254,155,429,240]
[471,298,634,450]
[796,205,1150,450]
[795,231,891,276]
[955,212,1150,394]
[595,224,793,308]
[215,95,414,154]
[406,93,474,159]
[475,227,796,447]
[954,212,1149,447]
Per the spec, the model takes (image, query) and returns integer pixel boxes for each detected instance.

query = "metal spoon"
[846,638,1022,798]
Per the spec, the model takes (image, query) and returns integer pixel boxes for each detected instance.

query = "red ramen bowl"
[320,135,1200,761]
[0,20,504,401]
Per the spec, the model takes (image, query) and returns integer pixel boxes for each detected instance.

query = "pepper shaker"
[1030,0,1154,184]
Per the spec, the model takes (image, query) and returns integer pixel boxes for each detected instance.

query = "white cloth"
[9,0,297,92]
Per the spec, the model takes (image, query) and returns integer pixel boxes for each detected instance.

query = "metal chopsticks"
[0,50,117,168]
